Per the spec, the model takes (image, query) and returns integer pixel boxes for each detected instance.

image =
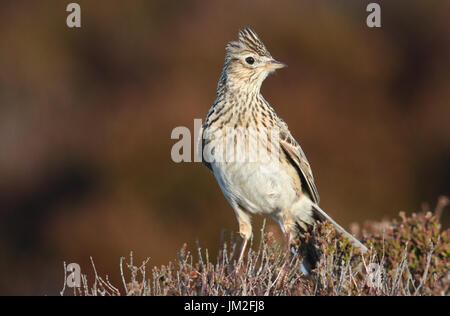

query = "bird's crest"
[226,27,271,57]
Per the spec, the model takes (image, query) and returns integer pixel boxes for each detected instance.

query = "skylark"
[198,27,367,272]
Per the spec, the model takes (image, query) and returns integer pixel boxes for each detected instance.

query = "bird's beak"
[266,59,287,70]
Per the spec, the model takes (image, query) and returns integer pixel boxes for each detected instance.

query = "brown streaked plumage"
[198,27,367,272]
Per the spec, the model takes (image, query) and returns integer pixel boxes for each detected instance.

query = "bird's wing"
[197,124,213,172]
[277,121,320,204]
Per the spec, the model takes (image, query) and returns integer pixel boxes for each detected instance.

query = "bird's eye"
[245,57,255,65]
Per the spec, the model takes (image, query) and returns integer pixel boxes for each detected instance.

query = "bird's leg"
[281,213,295,260]
[233,206,252,266]
[238,236,249,264]
[284,231,293,261]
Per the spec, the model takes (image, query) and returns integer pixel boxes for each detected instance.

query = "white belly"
[211,161,298,218]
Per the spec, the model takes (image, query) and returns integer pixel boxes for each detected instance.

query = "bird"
[198,27,367,272]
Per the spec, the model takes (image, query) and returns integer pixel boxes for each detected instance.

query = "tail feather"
[311,204,368,253]
[294,202,368,274]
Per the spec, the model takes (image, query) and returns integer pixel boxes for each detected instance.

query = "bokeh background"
[0,0,449,295]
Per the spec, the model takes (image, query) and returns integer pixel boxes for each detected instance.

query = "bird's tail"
[311,203,368,252]
[294,201,367,273]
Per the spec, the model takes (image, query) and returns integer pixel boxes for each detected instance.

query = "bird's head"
[220,27,286,93]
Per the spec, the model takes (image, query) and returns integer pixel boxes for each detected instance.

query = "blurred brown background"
[0,0,449,295]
